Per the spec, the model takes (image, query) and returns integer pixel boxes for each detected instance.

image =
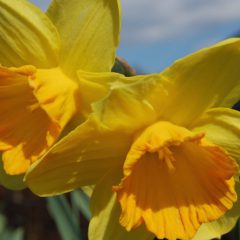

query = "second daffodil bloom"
[0,0,120,177]
[26,38,240,240]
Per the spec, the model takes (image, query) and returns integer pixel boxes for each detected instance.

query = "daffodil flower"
[0,0,120,179]
[26,38,240,240]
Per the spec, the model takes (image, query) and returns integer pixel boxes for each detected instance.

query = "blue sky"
[31,0,240,73]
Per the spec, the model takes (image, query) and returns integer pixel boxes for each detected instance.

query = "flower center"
[0,65,80,174]
[113,121,238,240]
[158,146,176,172]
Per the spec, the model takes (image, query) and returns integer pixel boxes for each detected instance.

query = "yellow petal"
[160,38,240,126]
[91,73,170,133]
[29,67,81,129]
[191,108,240,165]
[25,118,131,196]
[0,0,60,67]
[89,166,154,240]
[77,70,137,115]
[193,183,240,240]
[0,66,60,174]
[114,121,237,240]
[47,0,120,75]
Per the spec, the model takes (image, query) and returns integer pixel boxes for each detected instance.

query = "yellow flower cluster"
[1,0,240,239]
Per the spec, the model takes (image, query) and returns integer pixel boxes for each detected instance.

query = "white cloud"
[121,0,240,44]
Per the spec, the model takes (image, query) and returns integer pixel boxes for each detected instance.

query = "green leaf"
[0,228,24,240]
[71,189,91,221]
[0,213,24,240]
[47,195,82,240]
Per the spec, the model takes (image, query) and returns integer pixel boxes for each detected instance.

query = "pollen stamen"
[28,102,40,112]
[158,147,176,172]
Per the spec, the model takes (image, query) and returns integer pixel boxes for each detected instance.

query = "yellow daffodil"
[0,0,120,180]
[26,37,240,240]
